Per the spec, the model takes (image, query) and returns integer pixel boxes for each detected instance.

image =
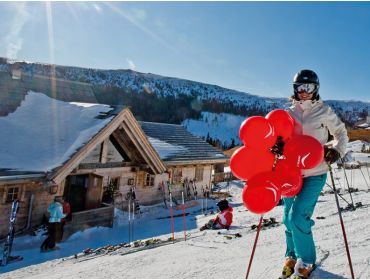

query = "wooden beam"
[112,130,140,162]
[119,121,159,173]
[51,108,131,185]
[99,139,109,164]
[165,158,228,166]
[125,110,166,172]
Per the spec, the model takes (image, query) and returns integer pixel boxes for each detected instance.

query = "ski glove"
[270,136,285,157]
[324,146,341,164]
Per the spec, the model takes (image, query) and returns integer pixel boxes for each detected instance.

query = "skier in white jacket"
[279,69,349,279]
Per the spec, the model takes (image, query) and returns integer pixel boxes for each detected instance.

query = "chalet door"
[85,174,103,210]
[64,175,88,213]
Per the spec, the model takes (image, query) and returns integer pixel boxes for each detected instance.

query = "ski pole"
[328,164,355,279]
[245,215,263,279]
[169,193,175,243]
[128,199,131,243]
[205,195,208,215]
[325,183,353,207]
[132,200,135,242]
[340,158,355,208]
[359,168,370,191]
[182,192,186,241]
[333,168,343,189]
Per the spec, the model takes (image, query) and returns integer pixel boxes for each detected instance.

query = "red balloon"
[242,172,282,214]
[239,116,277,149]
[273,161,303,197]
[230,146,275,181]
[266,109,294,140]
[284,135,324,169]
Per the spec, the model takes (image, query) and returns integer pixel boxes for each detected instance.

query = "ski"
[1,199,20,266]
[191,179,198,200]
[166,181,179,206]
[250,217,279,231]
[40,246,61,253]
[217,231,242,238]
[159,181,168,209]
[185,178,191,199]
[4,255,23,264]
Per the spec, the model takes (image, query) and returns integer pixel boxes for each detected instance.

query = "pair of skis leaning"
[1,200,23,266]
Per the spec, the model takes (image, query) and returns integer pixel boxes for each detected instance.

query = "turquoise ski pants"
[282,173,327,264]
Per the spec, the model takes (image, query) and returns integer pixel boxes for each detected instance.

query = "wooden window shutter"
[137,171,145,187]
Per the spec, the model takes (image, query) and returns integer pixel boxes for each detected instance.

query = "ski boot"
[291,259,315,279]
[279,257,297,279]
[200,225,208,231]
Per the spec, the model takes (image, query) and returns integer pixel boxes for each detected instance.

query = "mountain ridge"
[0,57,368,148]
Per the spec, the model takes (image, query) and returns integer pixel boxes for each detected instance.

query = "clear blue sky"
[1,1,370,102]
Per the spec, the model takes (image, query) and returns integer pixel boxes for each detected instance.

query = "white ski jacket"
[287,98,349,177]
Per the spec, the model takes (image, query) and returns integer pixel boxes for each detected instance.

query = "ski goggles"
[294,83,317,94]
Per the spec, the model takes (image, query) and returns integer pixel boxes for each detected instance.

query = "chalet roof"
[0,70,97,117]
[0,71,166,182]
[0,90,118,176]
[139,122,228,165]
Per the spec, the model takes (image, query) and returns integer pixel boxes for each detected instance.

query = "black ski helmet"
[217,199,229,211]
[293,69,320,100]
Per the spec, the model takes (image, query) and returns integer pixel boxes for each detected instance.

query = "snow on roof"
[0,91,115,173]
[147,137,189,160]
[139,121,227,162]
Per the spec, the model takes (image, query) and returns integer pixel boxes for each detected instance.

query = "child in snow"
[279,70,348,279]
[200,199,233,231]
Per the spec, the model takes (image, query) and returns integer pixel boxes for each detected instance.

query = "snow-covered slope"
[1,158,370,278]
[182,112,246,147]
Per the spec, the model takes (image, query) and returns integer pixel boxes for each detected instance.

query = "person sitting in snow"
[200,199,233,231]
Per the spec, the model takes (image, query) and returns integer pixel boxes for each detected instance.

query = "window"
[195,166,204,181]
[110,177,120,190]
[171,168,182,184]
[145,173,154,187]
[6,187,19,202]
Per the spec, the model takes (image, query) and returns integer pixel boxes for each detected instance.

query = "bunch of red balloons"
[230,109,324,214]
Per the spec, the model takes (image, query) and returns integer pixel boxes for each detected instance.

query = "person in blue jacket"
[40,196,66,252]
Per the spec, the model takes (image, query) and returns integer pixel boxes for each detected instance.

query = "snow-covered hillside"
[1,58,369,127]
[0,58,286,111]
[1,146,370,278]
[182,112,246,147]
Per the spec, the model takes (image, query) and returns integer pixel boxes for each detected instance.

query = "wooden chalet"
[139,122,228,199]
[0,69,228,238]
